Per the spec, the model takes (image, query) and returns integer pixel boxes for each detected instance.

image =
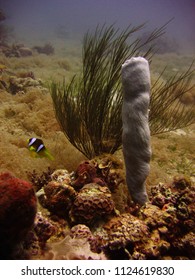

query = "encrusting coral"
[1,156,194,260]
[87,176,194,259]
[72,155,125,193]
[44,180,77,218]
[70,183,116,225]
[148,175,195,258]
[34,212,57,248]
[93,213,149,259]
[37,169,77,218]
[71,161,105,188]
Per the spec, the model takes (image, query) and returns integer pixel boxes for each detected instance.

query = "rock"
[18,47,33,57]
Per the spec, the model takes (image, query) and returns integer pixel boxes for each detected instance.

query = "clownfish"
[28,138,54,160]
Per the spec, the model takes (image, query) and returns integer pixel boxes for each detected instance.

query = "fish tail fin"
[44,149,54,161]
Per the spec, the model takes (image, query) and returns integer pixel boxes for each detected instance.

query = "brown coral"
[51,169,71,185]
[71,155,125,192]
[133,230,170,259]
[139,203,178,231]
[92,154,125,192]
[93,213,149,259]
[70,224,93,240]
[149,176,195,234]
[44,181,77,218]
[70,183,115,225]
[27,167,53,192]
[72,161,105,188]
[172,232,195,259]
[143,176,195,259]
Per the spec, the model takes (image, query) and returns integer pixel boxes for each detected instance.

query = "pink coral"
[34,212,56,248]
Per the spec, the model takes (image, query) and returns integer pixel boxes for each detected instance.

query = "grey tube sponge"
[121,57,151,205]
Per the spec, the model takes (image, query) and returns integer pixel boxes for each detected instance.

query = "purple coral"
[34,212,56,248]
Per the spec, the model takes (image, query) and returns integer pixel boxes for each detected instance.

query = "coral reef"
[147,176,195,258]
[9,76,44,94]
[122,57,151,205]
[34,212,57,248]
[0,69,46,95]
[40,169,76,218]
[93,213,149,259]
[44,180,77,218]
[72,155,125,192]
[2,43,33,57]
[89,176,194,260]
[0,21,194,261]
[133,229,170,259]
[27,167,54,192]
[70,183,116,225]
[0,172,37,258]
[72,160,105,188]
[0,156,194,260]
[92,155,125,192]
[35,156,125,224]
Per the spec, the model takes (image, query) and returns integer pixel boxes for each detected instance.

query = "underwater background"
[0,0,194,260]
